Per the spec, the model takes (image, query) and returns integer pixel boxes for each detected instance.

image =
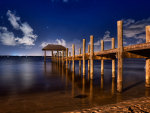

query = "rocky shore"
[66,97,150,113]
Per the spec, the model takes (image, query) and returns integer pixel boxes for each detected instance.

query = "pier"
[42,20,150,93]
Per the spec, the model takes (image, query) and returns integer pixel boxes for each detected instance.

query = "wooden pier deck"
[42,20,150,93]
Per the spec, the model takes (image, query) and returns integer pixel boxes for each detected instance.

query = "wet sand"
[68,96,150,113]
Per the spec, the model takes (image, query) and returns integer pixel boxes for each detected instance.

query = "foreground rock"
[66,97,150,113]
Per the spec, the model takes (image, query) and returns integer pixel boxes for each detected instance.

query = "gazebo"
[42,44,66,62]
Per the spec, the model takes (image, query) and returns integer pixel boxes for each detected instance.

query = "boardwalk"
[43,20,150,93]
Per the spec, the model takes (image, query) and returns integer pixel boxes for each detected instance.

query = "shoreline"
[66,96,150,113]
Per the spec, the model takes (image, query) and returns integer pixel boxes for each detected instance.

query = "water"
[0,56,149,113]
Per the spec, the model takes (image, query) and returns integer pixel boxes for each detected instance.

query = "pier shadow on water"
[0,57,149,113]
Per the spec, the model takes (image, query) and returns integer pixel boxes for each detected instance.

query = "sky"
[0,0,150,56]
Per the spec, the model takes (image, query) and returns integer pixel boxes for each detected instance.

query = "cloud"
[93,31,112,46]
[0,27,16,46]
[123,18,150,40]
[7,10,20,29]
[0,10,37,46]
[40,39,66,48]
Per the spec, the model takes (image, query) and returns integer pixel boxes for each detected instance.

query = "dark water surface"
[0,56,149,113]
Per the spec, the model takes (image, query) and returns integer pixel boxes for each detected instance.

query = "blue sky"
[0,0,150,56]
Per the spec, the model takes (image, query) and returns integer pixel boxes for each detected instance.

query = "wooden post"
[101,40,104,75]
[72,44,75,72]
[79,48,81,75]
[88,45,90,72]
[146,26,150,87]
[83,39,86,75]
[44,50,46,62]
[69,52,71,66]
[90,35,94,79]
[62,50,64,66]
[51,51,53,62]
[59,52,61,64]
[117,20,123,93]
[66,48,68,69]
[57,51,59,64]
[112,38,115,78]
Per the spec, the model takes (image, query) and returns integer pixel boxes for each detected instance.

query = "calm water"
[0,56,149,113]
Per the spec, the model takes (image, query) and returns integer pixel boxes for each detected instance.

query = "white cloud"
[7,10,20,29]
[93,31,112,46]
[0,10,37,46]
[0,27,16,46]
[40,39,66,48]
[123,18,150,40]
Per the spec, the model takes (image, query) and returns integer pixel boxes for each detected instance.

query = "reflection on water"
[0,57,149,112]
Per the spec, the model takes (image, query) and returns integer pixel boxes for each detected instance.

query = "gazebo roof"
[42,44,66,51]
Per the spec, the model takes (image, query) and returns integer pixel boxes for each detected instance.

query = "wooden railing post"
[83,39,86,75]
[90,35,94,79]
[112,38,115,78]
[79,48,81,75]
[88,45,90,72]
[101,40,104,75]
[117,20,123,93]
[146,26,150,87]
[72,44,75,72]
[66,48,68,69]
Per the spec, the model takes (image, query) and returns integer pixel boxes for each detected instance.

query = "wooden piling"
[72,44,75,72]
[44,51,46,62]
[59,52,61,64]
[69,52,71,66]
[90,35,94,79]
[79,48,81,75]
[117,20,123,93]
[101,40,104,75]
[57,51,59,64]
[146,26,150,87]
[52,51,53,62]
[66,48,68,69]
[83,39,86,75]
[62,50,64,66]
[112,38,115,78]
[88,45,90,72]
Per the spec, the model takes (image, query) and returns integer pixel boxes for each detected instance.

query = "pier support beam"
[146,26,150,87]
[62,50,64,66]
[90,35,94,79]
[79,48,81,75]
[112,38,115,78]
[72,44,75,72]
[83,39,86,75]
[51,51,53,62]
[117,20,123,93]
[88,45,90,72]
[69,52,71,68]
[66,48,68,69]
[57,51,59,64]
[101,40,104,75]
[59,52,61,64]
[44,50,46,62]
